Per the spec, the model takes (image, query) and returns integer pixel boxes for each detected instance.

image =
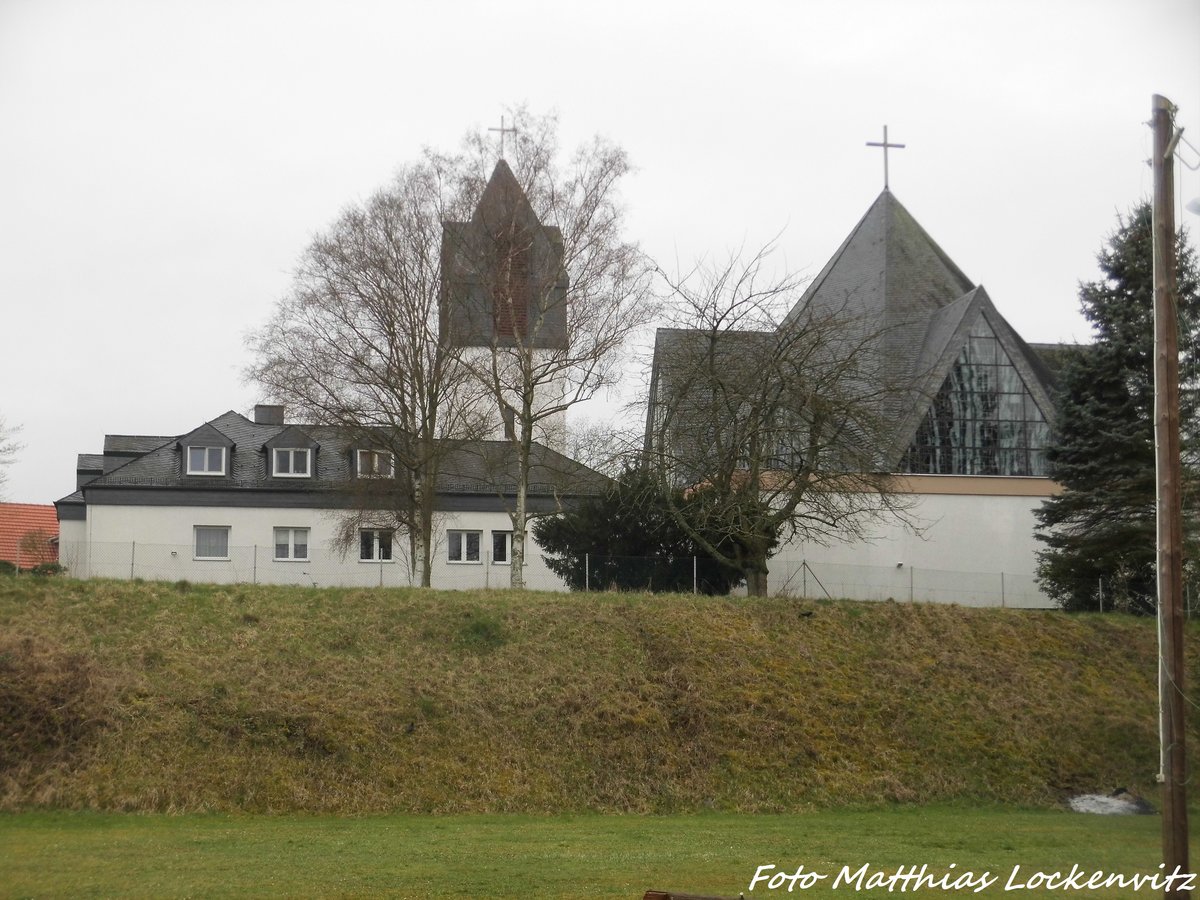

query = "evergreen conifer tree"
[531,467,753,594]
[1035,203,1200,612]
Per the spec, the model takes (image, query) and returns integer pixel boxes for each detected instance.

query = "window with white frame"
[491,531,511,565]
[272,448,311,477]
[357,449,394,478]
[194,526,230,560]
[448,529,482,564]
[274,527,309,561]
[360,529,393,561]
[187,446,226,475]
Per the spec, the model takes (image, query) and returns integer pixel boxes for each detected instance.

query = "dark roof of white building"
[57,409,607,516]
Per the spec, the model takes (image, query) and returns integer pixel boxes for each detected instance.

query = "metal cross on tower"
[489,115,518,159]
[866,125,906,189]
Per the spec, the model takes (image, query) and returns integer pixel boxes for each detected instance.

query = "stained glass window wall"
[903,320,1050,476]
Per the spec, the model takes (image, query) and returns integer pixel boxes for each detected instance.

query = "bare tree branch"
[246,162,487,586]
[439,107,658,588]
[0,416,23,501]
[646,248,918,595]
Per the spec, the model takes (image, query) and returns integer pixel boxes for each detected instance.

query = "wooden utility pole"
[1152,92,1189,899]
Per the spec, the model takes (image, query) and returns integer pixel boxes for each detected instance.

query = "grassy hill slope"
[0,578,1191,814]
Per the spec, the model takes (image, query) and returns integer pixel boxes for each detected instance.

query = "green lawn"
[0,806,1192,899]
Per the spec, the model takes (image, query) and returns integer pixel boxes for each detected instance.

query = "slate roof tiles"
[61,410,607,505]
[649,189,1059,472]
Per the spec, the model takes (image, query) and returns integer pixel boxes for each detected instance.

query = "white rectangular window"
[274,527,309,561]
[360,529,393,561]
[491,531,511,565]
[273,448,310,477]
[187,446,226,475]
[448,529,481,563]
[357,450,394,478]
[194,526,230,560]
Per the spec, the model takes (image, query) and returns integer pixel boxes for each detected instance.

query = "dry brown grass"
[0,577,1191,813]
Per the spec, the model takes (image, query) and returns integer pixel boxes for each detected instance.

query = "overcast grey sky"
[2,0,1198,505]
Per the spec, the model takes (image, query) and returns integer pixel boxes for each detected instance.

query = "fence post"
[130,541,136,580]
[1001,572,1006,608]
[909,565,914,603]
[585,553,590,592]
[693,556,698,595]
[802,560,807,599]
[253,545,258,585]
[1099,578,1104,613]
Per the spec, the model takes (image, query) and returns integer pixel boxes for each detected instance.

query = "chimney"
[254,404,285,426]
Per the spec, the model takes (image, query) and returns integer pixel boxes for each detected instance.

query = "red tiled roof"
[0,503,59,565]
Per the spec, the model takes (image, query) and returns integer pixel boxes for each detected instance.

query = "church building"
[646,186,1063,606]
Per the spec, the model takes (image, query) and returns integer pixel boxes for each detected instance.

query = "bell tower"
[440,160,569,449]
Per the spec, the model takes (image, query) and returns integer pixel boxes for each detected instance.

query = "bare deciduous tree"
[248,112,653,590]
[439,109,657,588]
[246,163,485,586]
[564,416,638,478]
[18,529,56,568]
[0,416,22,501]
[645,250,915,595]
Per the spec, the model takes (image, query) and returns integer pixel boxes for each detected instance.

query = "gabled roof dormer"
[178,423,235,477]
[353,446,394,479]
[263,425,320,479]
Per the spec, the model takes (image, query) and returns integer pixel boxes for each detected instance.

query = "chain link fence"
[49,540,1067,606]
[54,540,566,591]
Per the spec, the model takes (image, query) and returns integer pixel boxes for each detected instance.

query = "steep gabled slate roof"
[0,503,59,563]
[785,189,974,327]
[60,410,608,503]
[784,190,979,405]
[645,327,778,451]
[650,189,1060,473]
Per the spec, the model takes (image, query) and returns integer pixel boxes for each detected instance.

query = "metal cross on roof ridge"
[866,125,906,190]
[489,115,518,159]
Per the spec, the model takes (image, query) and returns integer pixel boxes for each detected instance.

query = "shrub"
[30,563,65,577]
[0,561,16,577]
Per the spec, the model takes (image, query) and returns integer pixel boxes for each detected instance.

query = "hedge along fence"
[1,561,66,577]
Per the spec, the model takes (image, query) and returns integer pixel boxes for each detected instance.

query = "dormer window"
[357,450,394,478]
[273,448,311,478]
[263,425,318,481]
[187,446,226,476]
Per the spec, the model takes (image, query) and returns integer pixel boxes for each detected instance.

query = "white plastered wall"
[455,347,567,452]
[61,504,566,590]
[769,477,1058,607]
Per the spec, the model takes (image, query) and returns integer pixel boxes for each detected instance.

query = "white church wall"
[454,346,567,452]
[769,476,1059,608]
